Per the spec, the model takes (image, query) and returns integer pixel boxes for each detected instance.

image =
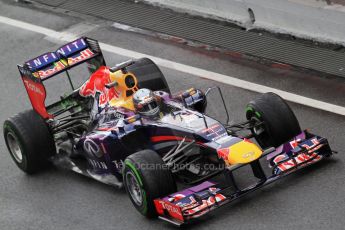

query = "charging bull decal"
[79,66,120,107]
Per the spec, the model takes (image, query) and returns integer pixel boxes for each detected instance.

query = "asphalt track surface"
[0,1,344,230]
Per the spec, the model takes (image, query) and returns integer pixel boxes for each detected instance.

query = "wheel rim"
[251,116,264,136]
[251,116,271,147]
[125,171,143,206]
[7,132,23,163]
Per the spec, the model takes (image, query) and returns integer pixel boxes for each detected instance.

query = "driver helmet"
[133,88,160,117]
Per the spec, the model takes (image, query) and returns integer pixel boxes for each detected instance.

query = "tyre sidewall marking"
[124,160,148,214]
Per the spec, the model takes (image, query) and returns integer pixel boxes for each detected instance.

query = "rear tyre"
[127,58,170,93]
[123,149,176,218]
[246,92,301,148]
[3,110,56,174]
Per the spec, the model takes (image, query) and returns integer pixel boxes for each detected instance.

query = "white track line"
[0,15,344,116]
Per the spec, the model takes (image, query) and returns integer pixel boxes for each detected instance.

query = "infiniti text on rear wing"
[17,37,106,119]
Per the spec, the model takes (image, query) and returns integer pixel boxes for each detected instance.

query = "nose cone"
[221,140,263,165]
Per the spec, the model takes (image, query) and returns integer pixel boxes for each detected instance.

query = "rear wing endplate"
[18,37,106,119]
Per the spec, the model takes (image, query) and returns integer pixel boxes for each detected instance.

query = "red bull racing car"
[3,37,335,226]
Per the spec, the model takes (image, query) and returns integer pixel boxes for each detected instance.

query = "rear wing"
[18,37,106,118]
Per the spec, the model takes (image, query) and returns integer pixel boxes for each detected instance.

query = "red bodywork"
[18,66,52,119]
[79,66,119,107]
[154,181,227,224]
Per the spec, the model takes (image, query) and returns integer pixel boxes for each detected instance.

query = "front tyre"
[246,92,301,148]
[123,149,176,218]
[3,110,56,174]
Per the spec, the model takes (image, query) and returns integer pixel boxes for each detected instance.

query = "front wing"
[154,131,334,225]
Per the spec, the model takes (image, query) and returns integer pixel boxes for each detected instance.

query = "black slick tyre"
[123,149,176,218]
[246,92,301,148]
[3,109,56,174]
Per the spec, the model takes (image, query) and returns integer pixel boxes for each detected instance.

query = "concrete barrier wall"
[143,0,345,45]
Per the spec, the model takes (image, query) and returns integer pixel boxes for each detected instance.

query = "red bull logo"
[32,61,66,79]
[67,48,94,66]
[79,66,119,106]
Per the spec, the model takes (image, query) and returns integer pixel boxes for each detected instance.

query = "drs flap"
[24,37,103,80]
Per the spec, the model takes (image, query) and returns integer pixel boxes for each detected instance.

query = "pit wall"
[142,0,345,45]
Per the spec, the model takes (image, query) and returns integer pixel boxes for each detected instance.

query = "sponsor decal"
[67,48,94,66]
[56,38,87,57]
[32,61,66,79]
[25,38,91,78]
[88,159,108,170]
[159,201,181,214]
[21,76,51,119]
[114,112,125,119]
[26,52,60,71]
[273,138,323,174]
[201,124,221,133]
[23,79,44,95]
[274,152,322,173]
[163,188,227,220]
[228,140,262,164]
[200,124,227,141]
[83,138,103,158]
[182,193,226,217]
[157,200,183,221]
[79,67,120,107]
[112,160,124,170]
[242,151,255,159]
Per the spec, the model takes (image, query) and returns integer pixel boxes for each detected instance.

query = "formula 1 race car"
[3,37,335,225]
